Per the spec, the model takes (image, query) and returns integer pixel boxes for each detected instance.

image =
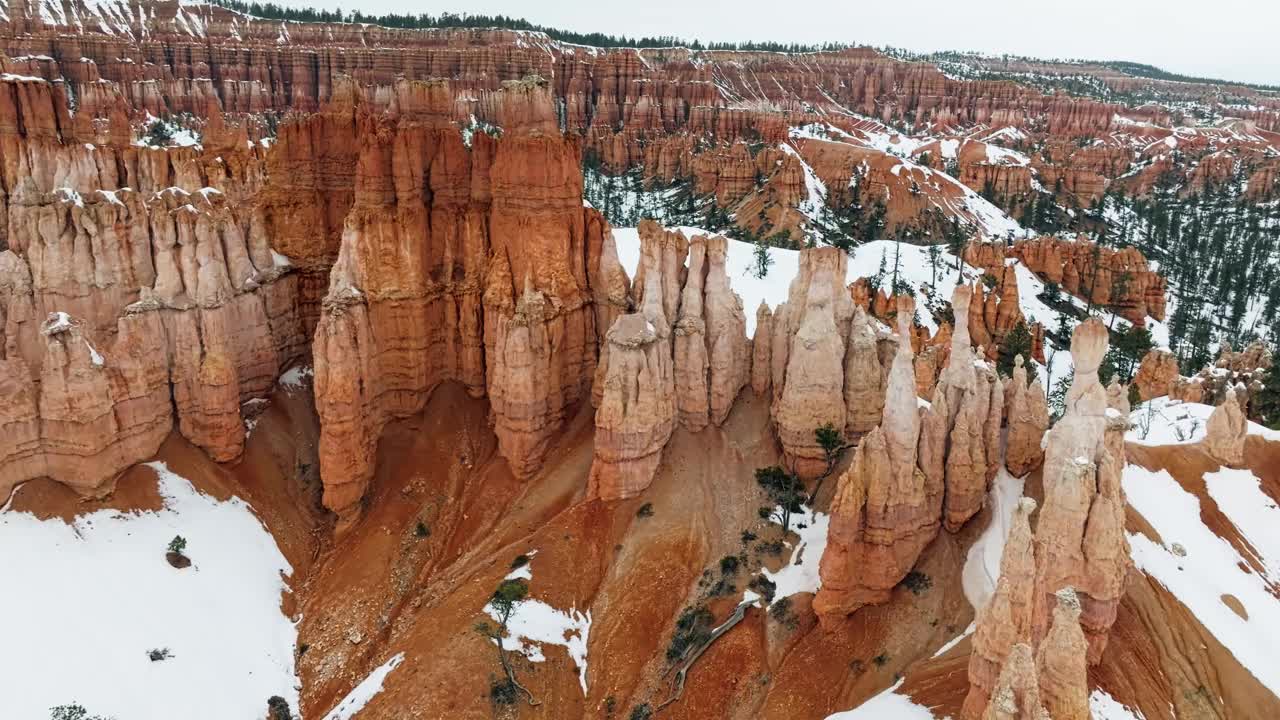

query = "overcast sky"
[271,0,1277,87]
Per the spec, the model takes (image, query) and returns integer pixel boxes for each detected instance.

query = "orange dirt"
[13,381,1280,719]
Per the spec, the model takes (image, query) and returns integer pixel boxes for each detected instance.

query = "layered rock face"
[0,75,303,502]
[3,0,1275,254]
[1010,237,1166,324]
[312,79,604,528]
[924,284,1005,532]
[769,247,856,477]
[813,297,938,622]
[1032,319,1130,663]
[1133,347,1180,401]
[589,221,750,500]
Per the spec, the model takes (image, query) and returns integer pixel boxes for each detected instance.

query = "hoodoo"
[2,4,1277,719]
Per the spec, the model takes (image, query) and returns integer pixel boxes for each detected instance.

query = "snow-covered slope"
[961,469,1026,611]
[1127,397,1280,446]
[321,653,405,720]
[0,463,298,720]
[825,681,940,719]
[1124,464,1280,698]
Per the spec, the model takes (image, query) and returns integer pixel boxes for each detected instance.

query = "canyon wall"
[311,77,606,529]
[0,73,303,502]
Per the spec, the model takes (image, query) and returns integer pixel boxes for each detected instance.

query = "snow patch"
[826,680,944,719]
[278,364,314,391]
[483,555,592,695]
[85,339,104,366]
[45,310,73,333]
[962,469,1026,611]
[1204,468,1280,585]
[931,623,975,658]
[1127,398,1280,446]
[0,462,298,720]
[320,653,405,720]
[1090,689,1146,719]
[761,504,830,606]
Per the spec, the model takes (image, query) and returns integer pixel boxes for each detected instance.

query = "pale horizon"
[263,0,1280,88]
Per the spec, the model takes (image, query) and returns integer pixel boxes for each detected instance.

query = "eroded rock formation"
[1032,319,1130,663]
[672,234,750,430]
[1133,348,1180,401]
[0,76,304,502]
[1004,356,1050,477]
[844,307,885,435]
[963,497,1038,718]
[312,80,604,528]
[1167,341,1273,410]
[590,222,750,499]
[926,285,1005,531]
[982,643,1049,720]
[1036,588,1091,720]
[771,247,854,477]
[588,311,676,501]
[814,297,940,622]
[1010,237,1166,324]
[1204,384,1248,466]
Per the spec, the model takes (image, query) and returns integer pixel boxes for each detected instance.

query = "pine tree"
[1254,356,1280,429]
[946,217,966,274]
[1108,324,1154,383]
[998,321,1033,378]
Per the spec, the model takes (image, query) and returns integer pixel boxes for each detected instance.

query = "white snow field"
[1127,396,1280,447]
[1204,468,1280,583]
[1123,464,1280,697]
[0,462,299,720]
[961,469,1027,612]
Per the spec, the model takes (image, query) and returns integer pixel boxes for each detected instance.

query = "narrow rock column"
[962,498,1038,718]
[982,643,1049,720]
[814,296,939,624]
[1004,356,1049,477]
[750,302,773,396]
[1033,319,1130,662]
[1036,589,1091,720]
[1204,384,1248,466]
